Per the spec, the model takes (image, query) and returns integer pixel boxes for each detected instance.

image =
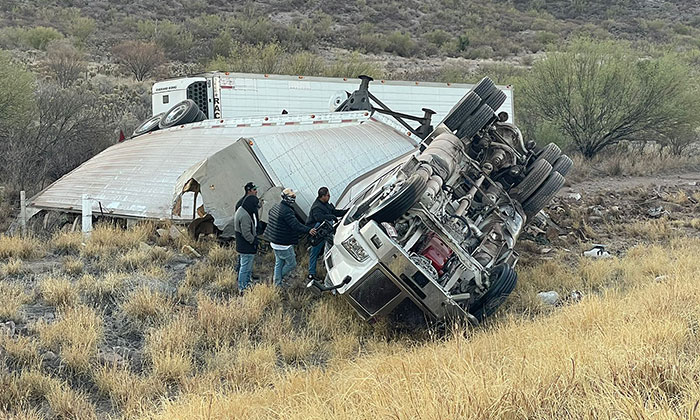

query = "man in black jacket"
[306,186,347,279]
[264,188,316,286]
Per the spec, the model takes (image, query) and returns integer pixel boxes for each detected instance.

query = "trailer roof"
[28,111,417,222]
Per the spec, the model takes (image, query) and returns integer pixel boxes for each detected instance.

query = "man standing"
[236,182,258,210]
[306,187,347,280]
[264,188,316,286]
[234,195,259,291]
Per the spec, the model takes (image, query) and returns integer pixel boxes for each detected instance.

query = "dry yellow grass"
[45,381,97,420]
[93,364,163,416]
[120,287,172,325]
[78,272,129,303]
[145,313,201,383]
[207,244,238,267]
[0,333,40,367]
[39,275,79,307]
[61,256,84,276]
[141,238,700,420]
[0,235,43,259]
[52,231,83,254]
[37,305,103,373]
[1,257,25,276]
[0,281,31,320]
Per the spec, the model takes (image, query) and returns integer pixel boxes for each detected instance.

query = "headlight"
[342,236,369,262]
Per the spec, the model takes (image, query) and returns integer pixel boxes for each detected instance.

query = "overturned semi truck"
[310,77,572,325]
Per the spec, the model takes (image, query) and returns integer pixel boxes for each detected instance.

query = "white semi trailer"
[150,72,514,130]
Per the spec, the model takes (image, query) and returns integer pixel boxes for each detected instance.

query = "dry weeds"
[36,305,103,372]
[0,235,43,259]
[0,281,31,321]
[39,276,79,307]
[146,238,700,420]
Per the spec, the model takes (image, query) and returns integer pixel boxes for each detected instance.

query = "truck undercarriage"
[317,77,572,325]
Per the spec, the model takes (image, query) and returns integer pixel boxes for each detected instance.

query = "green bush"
[519,38,700,158]
[68,16,96,46]
[384,31,418,57]
[23,26,64,50]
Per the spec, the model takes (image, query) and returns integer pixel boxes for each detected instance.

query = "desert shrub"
[519,38,700,158]
[23,27,64,50]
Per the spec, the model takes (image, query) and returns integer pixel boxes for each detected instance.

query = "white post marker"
[82,194,93,236]
[20,190,26,237]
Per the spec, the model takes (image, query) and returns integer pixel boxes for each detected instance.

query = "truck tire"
[367,173,427,223]
[455,104,495,140]
[510,159,552,202]
[469,264,517,320]
[522,172,565,221]
[442,91,481,132]
[473,77,496,100]
[195,109,207,122]
[159,99,201,129]
[532,142,561,166]
[552,154,573,176]
[482,89,507,112]
[132,113,164,137]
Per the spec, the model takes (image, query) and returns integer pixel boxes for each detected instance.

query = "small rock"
[647,206,665,218]
[566,192,582,201]
[99,351,124,366]
[1,321,16,336]
[655,275,668,282]
[537,291,560,306]
[156,228,170,239]
[42,351,58,362]
[138,242,152,252]
[570,290,584,302]
[688,181,697,186]
[590,206,605,217]
[540,248,552,254]
[182,245,201,258]
[169,226,183,239]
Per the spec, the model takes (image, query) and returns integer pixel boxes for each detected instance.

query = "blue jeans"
[308,242,325,276]
[238,253,255,291]
[273,247,297,286]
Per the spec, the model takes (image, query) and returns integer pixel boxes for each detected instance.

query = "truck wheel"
[159,99,201,129]
[367,173,427,223]
[522,172,565,221]
[472,77,496,100]
[455,104,495,140]
[132,113,164,137]
[469,264,517,320]
[442,91,481,132]
[195,109,207,122]
[510,159,552,202]
[482,89,507,112]
[532,142,561,166]
[552,154,573,176]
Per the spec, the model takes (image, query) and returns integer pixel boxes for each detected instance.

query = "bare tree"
[112,41,165,81]
[519,38,700,158]
[44,40,86,88]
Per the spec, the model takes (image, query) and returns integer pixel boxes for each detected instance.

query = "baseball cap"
[245,182,257,192]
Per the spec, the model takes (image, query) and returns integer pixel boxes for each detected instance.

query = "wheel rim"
[164,104,188,124]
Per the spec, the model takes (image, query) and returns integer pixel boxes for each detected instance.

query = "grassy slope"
[149,238,700,419]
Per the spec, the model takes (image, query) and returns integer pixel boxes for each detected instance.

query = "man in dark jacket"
[306,186,347,279]
[234,195,259,291]
[264,188,316,286]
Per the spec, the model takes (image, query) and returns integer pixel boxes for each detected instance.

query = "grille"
[350,269,401,315]
[186,81,208,118]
